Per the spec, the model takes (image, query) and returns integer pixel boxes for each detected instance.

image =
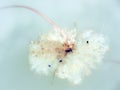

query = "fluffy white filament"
[29,29,109,85]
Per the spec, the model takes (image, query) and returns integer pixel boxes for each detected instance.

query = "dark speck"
[48,65,51,67]
[59,59,62,63]
[86,41,89,44]
[65,48,72,53]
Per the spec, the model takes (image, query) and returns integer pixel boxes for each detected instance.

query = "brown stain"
[55,42,75,59]
[32,41,75,60]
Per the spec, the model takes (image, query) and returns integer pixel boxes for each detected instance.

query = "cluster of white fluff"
[29,29,109,85]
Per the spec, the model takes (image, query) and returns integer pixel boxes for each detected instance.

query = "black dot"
[59,59,62,63]
[86,41,89,44]
[65,48,72,53]
[48,65,51,67]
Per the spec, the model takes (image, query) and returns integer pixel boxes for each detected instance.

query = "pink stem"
[1,5,68,42]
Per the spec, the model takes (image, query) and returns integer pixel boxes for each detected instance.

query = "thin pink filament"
[1,5,68,42]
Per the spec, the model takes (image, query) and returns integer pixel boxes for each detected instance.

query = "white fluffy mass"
[29,29,109,85]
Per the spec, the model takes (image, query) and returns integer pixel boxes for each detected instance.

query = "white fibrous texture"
[29,29,109,85]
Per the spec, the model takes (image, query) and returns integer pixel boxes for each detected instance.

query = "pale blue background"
[0,0,120,90]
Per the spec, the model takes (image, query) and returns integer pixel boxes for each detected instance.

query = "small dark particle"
[48,65,51,67]
[59,59,62,63]
[65,48,72,53]
[86,41,89,44]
